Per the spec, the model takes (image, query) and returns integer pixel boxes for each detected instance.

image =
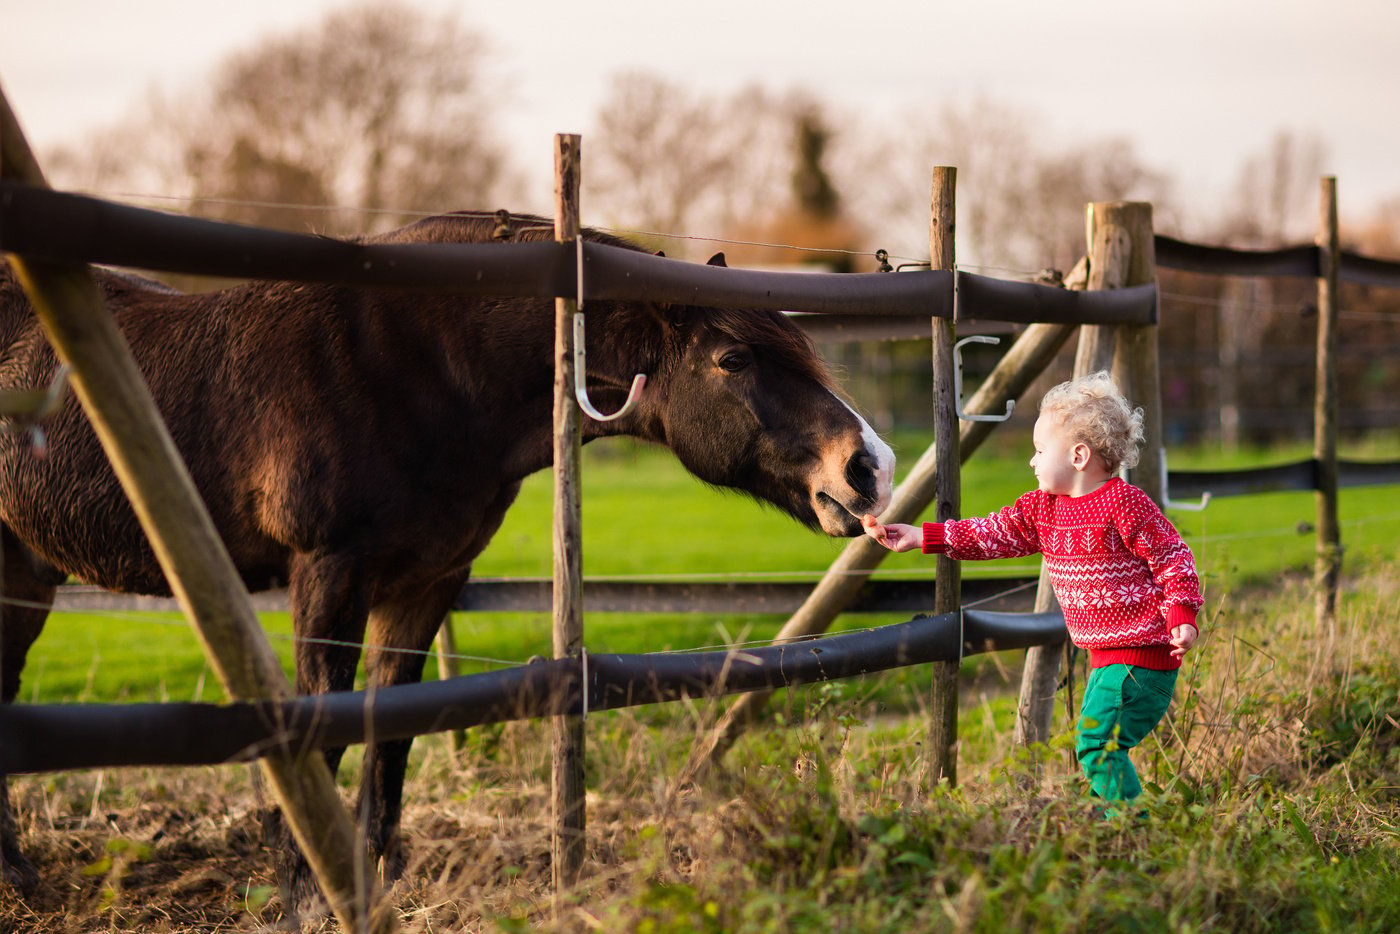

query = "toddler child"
[863,371,1202,805]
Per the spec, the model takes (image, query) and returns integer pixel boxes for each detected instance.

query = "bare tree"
[827,99,1031,268]
[792,107,841,221]
[1021,138,1173,271]
[44,94,192,198]
[1208,131,1329,447]
[195,2,517,234]
[833,99,1171,273]
[47,2,518,238]
[587,73,799,250]
[673,96,870,271]
[1220,130,1328,245]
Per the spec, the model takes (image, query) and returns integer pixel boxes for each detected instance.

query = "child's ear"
[1071,443,1094,471]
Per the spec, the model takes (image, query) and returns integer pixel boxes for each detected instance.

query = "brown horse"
[0,213,894,908]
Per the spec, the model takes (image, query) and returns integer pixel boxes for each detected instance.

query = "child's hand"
[1169,623,1199,659]
[862,515,921,553]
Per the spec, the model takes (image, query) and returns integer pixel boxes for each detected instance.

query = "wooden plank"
[1338,249,1400,288]
[9,178,1399,308]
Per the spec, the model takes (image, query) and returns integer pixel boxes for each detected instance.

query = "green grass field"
[17,433,1400,705]
[6,434,1400,932]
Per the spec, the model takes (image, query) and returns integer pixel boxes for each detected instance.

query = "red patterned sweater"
[922,478,1202,670]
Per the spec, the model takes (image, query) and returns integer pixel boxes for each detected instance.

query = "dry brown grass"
[3,565,1399,932]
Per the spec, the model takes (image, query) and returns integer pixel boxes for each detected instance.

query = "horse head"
[589,253,895,537]
[371,212,895,536]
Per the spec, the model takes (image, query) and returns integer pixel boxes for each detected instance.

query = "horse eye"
[718,351,750,373]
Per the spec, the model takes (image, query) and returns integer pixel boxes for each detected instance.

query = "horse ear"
[706,252,727,267]
[650,302,686,328]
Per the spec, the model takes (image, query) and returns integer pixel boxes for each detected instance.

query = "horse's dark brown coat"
[0,213,892,904]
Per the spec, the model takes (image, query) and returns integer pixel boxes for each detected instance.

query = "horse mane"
[364,212,833,388]
[361,211,639,252]
[708,306,834,389]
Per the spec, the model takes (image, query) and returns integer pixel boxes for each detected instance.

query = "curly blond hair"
[1038,371,1145,472]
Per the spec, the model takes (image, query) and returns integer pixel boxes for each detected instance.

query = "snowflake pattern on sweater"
[922,478,1203,669]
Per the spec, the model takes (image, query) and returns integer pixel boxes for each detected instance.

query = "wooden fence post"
[1014,200,1154,753]
[1012,566,1064,754]
[928,166,959,787]
[1314,176,1341,630]
[551,133,587,903]
[1074,214,1132,374]
[1,89,394,934]
[434,618,466,752]
[1105,203,1163,507]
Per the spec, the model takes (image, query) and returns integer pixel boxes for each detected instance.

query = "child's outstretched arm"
[862,514,922,553]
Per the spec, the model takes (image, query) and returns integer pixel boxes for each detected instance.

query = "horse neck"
[573,302,665,434]
[423,294,651,473]
[406,293,661,469]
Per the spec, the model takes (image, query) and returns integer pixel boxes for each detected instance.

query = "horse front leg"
[0,527,60,892]
[266,550,373,918]
[358,572,469,881]
[0,781,35,892]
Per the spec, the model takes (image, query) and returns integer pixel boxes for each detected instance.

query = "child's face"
[1029,414,1084,495]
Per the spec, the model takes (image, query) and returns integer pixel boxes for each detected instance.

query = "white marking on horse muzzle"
[806,393,899,536]
[843,397,895,514]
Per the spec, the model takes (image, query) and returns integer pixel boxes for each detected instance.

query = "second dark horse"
[0,213,895,910]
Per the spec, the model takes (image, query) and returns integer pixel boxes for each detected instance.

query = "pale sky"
[3,0,1398,232]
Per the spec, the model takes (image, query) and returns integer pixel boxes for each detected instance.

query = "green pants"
[1076,664,1177,802]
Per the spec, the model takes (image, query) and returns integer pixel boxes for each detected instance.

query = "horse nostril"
[845,450,878,500]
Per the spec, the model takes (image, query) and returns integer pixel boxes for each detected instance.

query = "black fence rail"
[1154,233,1400,288]
[1169,458,1400,499]
[1151,231,1400,497]
[0,608,1065,775]
[0,182,1156,325]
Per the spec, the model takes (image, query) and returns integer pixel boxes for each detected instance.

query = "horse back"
[0,254,528,597]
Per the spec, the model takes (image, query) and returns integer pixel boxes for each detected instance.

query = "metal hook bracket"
[580,646,590,719]
[953,336,1014,422]
[1159,449,1210,511]
[570,235,645,421]
[573,311,646,422]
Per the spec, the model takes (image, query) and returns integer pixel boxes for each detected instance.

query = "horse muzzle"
[812,438,895,537]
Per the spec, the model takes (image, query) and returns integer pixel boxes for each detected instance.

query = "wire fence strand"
[13,506,1397,678]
